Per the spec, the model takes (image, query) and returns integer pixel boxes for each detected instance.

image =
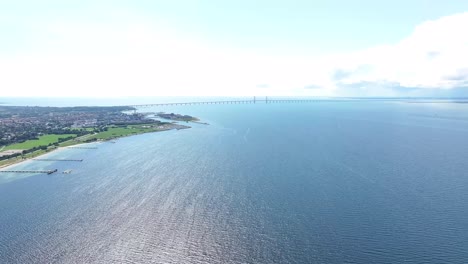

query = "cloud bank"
[322,12,468,96]
[1,10,467,97]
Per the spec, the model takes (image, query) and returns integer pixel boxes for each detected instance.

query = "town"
[0,105,195,165]
[0,106,149,146]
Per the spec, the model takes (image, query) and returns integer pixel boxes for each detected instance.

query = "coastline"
[0,124,190,171]
[0,143,84,170]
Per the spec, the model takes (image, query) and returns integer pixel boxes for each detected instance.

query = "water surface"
[1,101,468,263]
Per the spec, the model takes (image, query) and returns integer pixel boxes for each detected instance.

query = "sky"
[1,0,468,97]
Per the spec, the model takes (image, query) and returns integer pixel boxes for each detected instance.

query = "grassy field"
[4,134,77,150]
[91,125,156,140]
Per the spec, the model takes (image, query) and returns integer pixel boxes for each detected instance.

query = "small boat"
[62,169,72,174]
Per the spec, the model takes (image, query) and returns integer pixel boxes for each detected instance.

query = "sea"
[1,98,468,263]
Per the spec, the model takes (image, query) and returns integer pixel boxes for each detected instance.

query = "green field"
[91,125,156,140]
[4,134,76,150]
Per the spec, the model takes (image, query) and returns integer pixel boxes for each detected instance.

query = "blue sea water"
[1,100,468,263]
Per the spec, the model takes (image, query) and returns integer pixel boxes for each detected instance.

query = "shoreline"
[0,124,190,172]
[0,142,92,170]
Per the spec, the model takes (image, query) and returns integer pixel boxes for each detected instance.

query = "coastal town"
[0,105,196,167]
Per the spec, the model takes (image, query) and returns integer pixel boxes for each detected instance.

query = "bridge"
[128,96,318,108]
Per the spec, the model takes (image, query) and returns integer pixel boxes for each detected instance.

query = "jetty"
[0,169,58,175]
[67,147,98,150]
[33,159,83,162]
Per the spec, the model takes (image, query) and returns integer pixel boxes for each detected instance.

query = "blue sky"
[1,0,468,97]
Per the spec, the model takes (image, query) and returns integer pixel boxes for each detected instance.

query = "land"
[0,105,195,169]
[3,134,76,150]
[156,112,200,122]
[88,123,189,141]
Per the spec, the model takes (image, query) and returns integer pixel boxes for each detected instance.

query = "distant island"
[0,106,198,168]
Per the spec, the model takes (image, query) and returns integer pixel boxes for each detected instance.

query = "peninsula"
[0,105,196,168]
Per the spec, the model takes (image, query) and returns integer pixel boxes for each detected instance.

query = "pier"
[0,169,58,175]
[33,159,83,162]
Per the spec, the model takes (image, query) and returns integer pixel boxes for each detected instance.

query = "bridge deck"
[129,99,317,108]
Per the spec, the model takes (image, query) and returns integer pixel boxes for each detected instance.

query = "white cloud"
[1,11,468,97]
[324,12,468,95]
